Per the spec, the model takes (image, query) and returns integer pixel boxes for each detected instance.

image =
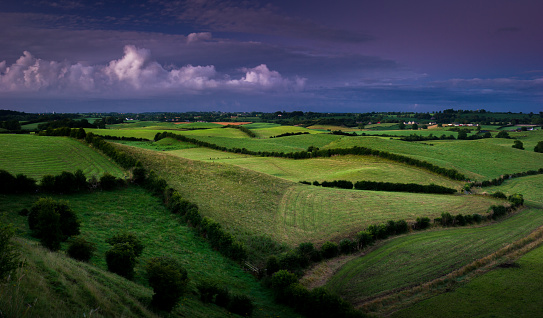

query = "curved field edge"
[114,143,498,248]
[325,206,543,308]
[323,136,543,180]
[166,148,462,189]
[276,186,498,245]
[391,234,543,318]
[0,134,125,179]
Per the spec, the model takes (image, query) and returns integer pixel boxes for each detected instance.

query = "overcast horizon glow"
[0,0,541,113]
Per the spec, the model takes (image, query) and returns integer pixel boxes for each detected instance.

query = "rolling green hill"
[0,134,125,179]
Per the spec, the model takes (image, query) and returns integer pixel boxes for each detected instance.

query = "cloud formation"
[0,45,304,97]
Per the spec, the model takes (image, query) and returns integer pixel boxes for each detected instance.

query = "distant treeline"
[154,131,467,181]
[301,179,457,194]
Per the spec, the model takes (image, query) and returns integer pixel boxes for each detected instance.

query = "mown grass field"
[0,134,125,179]
[392,236,543,318]
[324,135,543,180]
[168,148,462,188]
[325,206,543,308]
[116,144,499,248]
[0,187,299,318]
[251,125,317,138]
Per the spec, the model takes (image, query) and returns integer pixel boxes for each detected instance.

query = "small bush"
[265,255,280,276]
[67,237,96,262]
[321,241,339,259]
[99,173,118,191]
[105,242,136,279]
[271,270,299,302]
[105,232,144,257]
[227,294,254,317]
[339,238,356,254]
[414,217,431,230]
[146,256,189,312]
[356,231,374,249]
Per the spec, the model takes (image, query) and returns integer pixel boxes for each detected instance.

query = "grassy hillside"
[116,144,499,248]
[0,187,299,318]
[168,148,462,188]
[391,231,543,318]
[324,136,543,180]
[325,206,543,314]
[0,134,125,179]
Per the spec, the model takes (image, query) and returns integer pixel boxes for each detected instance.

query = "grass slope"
[324,136,543,180]
[0,187,299,318]
[325,206,543,307]
[168,149,461,188]
[116,144,497,248]
[391,237,543,318]
[0,135,125,179]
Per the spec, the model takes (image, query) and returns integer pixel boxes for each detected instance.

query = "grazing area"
[0,187,299,318]
[0,134,125,179]
[325,207,543,314]
[2,110,542,317]
[324,136,543,180]
[116,144,498,248]
[392,239,543,318]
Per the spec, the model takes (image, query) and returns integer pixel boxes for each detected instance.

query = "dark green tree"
[145,256,189,311]
[512,140,524,150]
[28,198,80,251]
[534,141,543,153]
[105,242,136,279]
[105,232,144,257]
[496,130,510,139]
[67,237,96,262]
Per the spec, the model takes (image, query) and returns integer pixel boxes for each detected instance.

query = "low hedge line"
[472,168,543,188]
[155,131,467,181]
[303,179,457,194]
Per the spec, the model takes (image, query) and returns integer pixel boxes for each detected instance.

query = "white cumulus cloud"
[0,45,304,97]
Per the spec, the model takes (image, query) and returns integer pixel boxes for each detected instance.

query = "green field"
[324,136,543,180]
[392,236,543,318]
[169,148,462,188]
[0,134,125,179]
[326,207,543,309]
[116,144,500,248]
[0,187,298,318]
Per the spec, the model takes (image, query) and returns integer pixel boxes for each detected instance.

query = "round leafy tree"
[145,256,189,311]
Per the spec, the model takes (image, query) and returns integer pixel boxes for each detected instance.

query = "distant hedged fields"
[154,131,468,181]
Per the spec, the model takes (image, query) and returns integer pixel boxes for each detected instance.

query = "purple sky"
[0,0,541,113]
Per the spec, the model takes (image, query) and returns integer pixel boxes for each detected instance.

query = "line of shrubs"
[0,169,126,195]
[89,134,151,142]
[39,126,87,139]
[85,132,138,169]
[303,179,457,194]
[197,280,254,316]
[471,168,543,188]
[268,270,367,318]
[223,124,256,138]
[154,131,467,181]
[265,194,523,277]
[270,131,309,138]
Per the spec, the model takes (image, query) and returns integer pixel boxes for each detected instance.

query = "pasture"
[169,148,462,188]
[325,207,543,313]
[0,134,125,179]
[0,187,298,318]
[116,144,499,248]
[324,136,543,180]
[392,237,543,318]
